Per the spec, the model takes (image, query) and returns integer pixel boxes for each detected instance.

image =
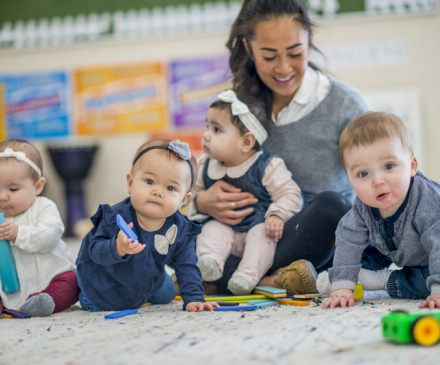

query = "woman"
[188,0,369,294]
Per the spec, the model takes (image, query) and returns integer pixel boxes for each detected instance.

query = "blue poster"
[0,71,71,140]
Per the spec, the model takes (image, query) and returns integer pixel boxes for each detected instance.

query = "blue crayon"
[105,309,138,319]
[213,305,258,312]
[116,214,138,242]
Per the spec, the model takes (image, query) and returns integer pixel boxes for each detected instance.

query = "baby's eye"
[358,172,368,178]
[384,164,394,170]
[167,186,175,192]
[263,57,276,61]
[9,188,18,192]
[214,127,221,133]
[146,179,154,185]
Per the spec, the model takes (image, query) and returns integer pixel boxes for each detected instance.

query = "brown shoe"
[202,281,218,295]
[172,273,218,295]
[274,259,317,295]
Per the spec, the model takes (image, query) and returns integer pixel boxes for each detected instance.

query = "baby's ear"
[35,177,46,196]
[410,156,418,177]
[126,173,133,194]
[181,192,192,207]
[241,132,256,153]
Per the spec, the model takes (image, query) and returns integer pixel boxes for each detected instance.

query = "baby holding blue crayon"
[76,139,219,312]
[0,139,78,317]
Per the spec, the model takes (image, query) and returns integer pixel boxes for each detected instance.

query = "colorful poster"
[0,71,70,140]
[74,62,168,136]
[0,85,5,141]
[170,55,232,129]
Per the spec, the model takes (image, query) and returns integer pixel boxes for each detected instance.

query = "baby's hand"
[322,288,355,309]
[419,294,440,309]
[185,301,220,312]
[265,215,284,242]
[0,221,18,242]
[115,222,145,257]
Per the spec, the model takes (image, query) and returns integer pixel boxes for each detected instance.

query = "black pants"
[213,191,352,294]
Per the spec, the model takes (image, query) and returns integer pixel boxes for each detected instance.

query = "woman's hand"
[196,180,258,226]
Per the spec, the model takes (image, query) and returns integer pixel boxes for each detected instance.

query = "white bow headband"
[217,89,268,145]
[0,147,42,177]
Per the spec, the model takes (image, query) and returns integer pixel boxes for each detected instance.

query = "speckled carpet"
[2,291,440,365]
[1,241,440,365]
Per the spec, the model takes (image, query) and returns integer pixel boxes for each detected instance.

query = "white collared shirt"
[273,66,331,125]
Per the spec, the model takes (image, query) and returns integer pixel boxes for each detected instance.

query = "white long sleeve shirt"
[0,197,75,309]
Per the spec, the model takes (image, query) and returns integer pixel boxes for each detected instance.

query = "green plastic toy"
[382,311,440,346]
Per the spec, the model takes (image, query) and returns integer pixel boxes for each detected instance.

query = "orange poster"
[74,62,168,136]
[150,130,205,158]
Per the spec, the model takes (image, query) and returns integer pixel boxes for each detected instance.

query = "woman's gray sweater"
[263,77,369,203]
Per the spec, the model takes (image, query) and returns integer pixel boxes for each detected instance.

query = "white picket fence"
[0,2,242,50]
[0,0,437,50]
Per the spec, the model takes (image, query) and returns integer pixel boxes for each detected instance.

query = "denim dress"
[203,148,275,232]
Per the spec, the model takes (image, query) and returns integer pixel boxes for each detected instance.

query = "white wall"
[0,11,439,222]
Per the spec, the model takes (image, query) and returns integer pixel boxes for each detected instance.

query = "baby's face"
[202,107,244,167]
[344,136,417,218]
[127,150,192,229]
[0,161,42,217]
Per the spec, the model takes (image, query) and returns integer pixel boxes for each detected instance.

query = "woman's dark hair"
[210,93,271,151]
[227,0,320,117]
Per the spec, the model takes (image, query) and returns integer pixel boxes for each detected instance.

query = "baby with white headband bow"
[0,139,78,317]
[76,139,219,312]
[187,90,303,295]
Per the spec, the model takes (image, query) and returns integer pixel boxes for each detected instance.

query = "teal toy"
[0,212,20,293]
[382,311,440,346]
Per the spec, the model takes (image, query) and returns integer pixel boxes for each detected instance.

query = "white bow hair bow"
[218,89,252,116]
[3,147,26,161]
[0,147,42,177]
[154,224,178,255]
[217,89,268,145]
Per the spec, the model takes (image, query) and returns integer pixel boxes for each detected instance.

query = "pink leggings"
[0,271,79,313]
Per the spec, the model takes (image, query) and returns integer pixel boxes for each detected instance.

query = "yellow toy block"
[354,284,364,300]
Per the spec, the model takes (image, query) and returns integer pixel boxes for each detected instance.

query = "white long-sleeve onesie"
[0,197,75,308]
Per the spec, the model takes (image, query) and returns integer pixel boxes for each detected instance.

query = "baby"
[322,112,440,309]
[0,139,78,317]
[188,90,303,295]
[76,139,219,312]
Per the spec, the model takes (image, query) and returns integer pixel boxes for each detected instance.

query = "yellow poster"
[74,62,168,136]
[0,85,5,141]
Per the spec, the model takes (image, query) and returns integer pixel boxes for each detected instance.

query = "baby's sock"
[197,257,221,281]
[316,271,332,295]
[228,276,252,296]
[19,293,55,317]
[358,268,393,291]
